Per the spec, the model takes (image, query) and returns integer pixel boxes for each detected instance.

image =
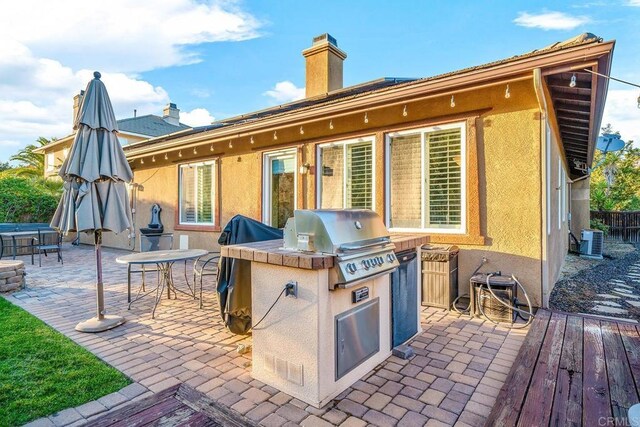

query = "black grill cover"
[217,215,283,335]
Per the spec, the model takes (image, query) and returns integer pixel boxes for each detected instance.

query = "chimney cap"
[168,102,177,109]
[313,33,337,47]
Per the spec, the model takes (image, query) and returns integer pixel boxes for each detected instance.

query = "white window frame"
[546,124,551,235]
[561,164,567,224]
[385,121,467,234]
[46,153,55,172]
[178,160,217,225]
[316,136,376,210]
[262,148,298,227]
[558,158,562,230]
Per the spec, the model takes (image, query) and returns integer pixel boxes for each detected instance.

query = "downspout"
[533,68,550,308]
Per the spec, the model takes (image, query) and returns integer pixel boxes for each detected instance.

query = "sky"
[1,0,639,163]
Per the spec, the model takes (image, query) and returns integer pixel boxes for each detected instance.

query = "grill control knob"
[346,263,357,274]
[377,256,384,264]
[387,254,395,262]
[362,260,371,269]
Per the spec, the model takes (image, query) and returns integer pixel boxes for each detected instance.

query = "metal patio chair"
[33,229,63,267]
[193,252,220,308]
[128,233,174,297]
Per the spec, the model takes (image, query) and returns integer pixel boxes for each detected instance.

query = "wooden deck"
[486,310,640,426]
[89,383,256,426]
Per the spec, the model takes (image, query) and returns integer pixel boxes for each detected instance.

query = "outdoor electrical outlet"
[285,281,298,298]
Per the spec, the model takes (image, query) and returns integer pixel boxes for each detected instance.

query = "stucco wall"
[96,81,561,307]
[545,122,570,303]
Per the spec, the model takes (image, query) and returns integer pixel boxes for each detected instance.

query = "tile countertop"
[220,233,430,271]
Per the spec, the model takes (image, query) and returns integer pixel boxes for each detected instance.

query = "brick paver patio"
[4,244,528,427]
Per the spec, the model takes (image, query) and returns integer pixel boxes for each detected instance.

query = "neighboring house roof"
[124,32,611,160]
[117,115,190,137]
[35,114,190,153]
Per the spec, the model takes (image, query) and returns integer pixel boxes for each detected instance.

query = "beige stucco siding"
[456,108,544,306]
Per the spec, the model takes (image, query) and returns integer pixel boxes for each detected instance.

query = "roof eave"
[124,39,616,158]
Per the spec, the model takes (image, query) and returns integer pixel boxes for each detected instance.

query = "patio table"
[0,229,59,262]
[116,249,207,318]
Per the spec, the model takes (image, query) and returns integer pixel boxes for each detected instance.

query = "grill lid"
[283,209,390,254]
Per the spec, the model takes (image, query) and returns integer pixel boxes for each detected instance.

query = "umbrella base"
[75,315,126,333]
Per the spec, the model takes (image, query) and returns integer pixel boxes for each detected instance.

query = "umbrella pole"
[96,230,104,320]
[75,230,126,332]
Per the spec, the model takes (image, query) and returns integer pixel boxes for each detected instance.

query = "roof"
[125,33,608,152]
[117,114,190,137]
[35,114,191,153]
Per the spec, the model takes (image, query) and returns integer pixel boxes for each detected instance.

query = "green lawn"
[0,297,131,426]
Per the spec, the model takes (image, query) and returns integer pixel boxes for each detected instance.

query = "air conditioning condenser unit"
[580,229,604,259]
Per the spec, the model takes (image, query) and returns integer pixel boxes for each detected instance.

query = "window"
[317,138,375,209]
[546,124,551,235]
[46,153,54,172]
[386,123,465,233]
[263,149,297,228]
[63,148,69,159]
[179,161,216,225]
[558,158,562,230]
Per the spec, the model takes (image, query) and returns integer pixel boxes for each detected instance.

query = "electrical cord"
[249,287,287,331]
[477,273,534,329]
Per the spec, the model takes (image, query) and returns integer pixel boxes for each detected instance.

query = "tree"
[8,137,54,178]
[590,124,640,211]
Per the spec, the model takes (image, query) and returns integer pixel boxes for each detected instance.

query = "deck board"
[486,310,640,427]
[601,321,639,420]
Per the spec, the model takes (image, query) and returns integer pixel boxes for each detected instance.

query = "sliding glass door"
[263,149,297,228]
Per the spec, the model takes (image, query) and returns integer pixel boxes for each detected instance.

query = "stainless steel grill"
[283,209,399,289]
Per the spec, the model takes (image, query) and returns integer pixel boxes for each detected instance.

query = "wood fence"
[591,211,640,243]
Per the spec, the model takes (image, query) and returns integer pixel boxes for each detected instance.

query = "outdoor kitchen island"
[221,211,428,408]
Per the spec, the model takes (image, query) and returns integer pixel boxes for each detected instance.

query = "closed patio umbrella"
[51,71,133,333]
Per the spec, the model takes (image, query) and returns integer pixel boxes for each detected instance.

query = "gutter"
[533,68,550,309]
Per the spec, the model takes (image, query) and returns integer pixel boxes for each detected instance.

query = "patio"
[6,244,528,427]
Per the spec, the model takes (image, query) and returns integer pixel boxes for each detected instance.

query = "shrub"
[590,218,610,235]
[0,176,62,223]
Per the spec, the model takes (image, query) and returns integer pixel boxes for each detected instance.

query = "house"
[102,33,614,308]
[35,98,190,178]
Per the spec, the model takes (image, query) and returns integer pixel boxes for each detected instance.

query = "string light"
[164,153,168,160]
[228,140,233,149]
[300,126,304,135]
[450,95,456,108]
[193,147,197,154]
[210,144,214,152]
[140,158,144,164]
[178,150,182,158]
[250,136,254,144]
[569,73,577,88]
[364,112,369,124]
[273,131,278,140]
[505,84,511,99]
[329,120,334,130]
[402,105,408,117]
[151,156,155,162]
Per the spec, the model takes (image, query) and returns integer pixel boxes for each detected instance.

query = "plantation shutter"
[426,129,462,228]
[180,166,196,223]
[197,164,213,223]
[346,142,373,209]
[389,134,422,228]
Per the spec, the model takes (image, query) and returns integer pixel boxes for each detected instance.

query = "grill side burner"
[283,209,399,289]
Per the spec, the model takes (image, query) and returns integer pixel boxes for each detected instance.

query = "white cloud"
[602,89,640,146]
[0,0,261,72]
[181,108,216,126]
[263,81,305,104]
[628,0,640,5]
[0,0,261,162]
[514,11,590,30]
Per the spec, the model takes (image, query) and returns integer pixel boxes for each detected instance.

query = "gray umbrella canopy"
[51,71,133,332]
[51,72,133,234]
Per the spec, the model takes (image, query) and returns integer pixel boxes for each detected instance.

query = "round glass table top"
[116,249,208,265]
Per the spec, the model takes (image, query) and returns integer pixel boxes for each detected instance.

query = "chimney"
[162,103,180,126]
[302,33,347,98]
[72,90,85,124]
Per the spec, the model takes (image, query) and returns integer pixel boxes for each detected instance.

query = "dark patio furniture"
[33,228,63,267]
[0,223,51,260]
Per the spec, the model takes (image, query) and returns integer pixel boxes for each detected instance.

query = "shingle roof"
[125,33,605,152]
[117,115,189,137]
